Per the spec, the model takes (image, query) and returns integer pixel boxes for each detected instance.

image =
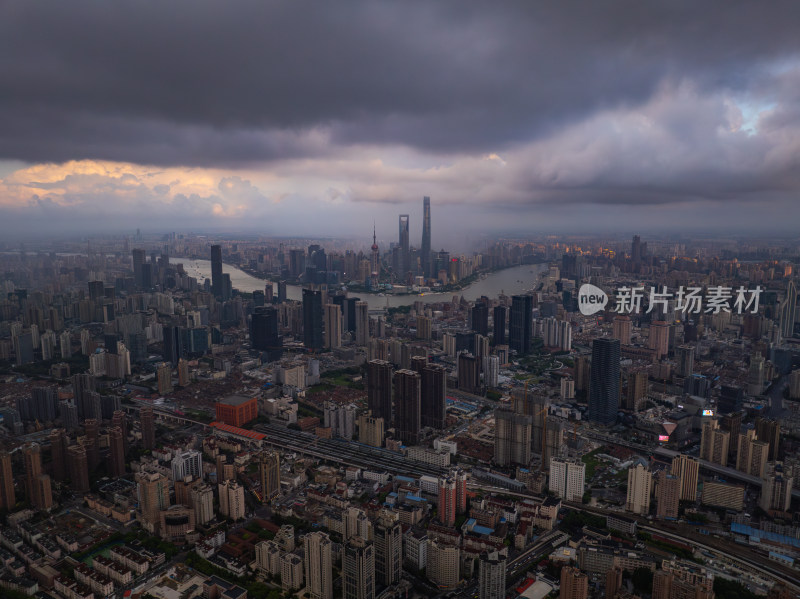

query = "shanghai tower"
[422,196,431,277]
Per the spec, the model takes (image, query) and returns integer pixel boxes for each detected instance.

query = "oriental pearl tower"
[370,223,380,289]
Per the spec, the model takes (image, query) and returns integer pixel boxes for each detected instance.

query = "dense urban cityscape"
[0,201,798,599]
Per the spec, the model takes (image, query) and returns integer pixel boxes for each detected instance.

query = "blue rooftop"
[472,525,494,536]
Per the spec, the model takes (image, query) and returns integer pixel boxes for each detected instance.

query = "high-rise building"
[398,215,410,277]
[700,419,730,466]
[24,443,52,510]
[67,444,90,493]
[323,304,343,349]
[606,567,623,599]
[355,301,370,346]
[259,450,281,502]
[736,430,769,478]
[438,476,457,527]
[210,245,223,299]
[652,559,714,599]
[624,371,649,411]
[394,369,421,445]
[626,463,652,515]
[421,196,431,278]
[471,302,489,336]
[72,373,97,420]
[109,426,126,478]
[357,413,385,448]
[250,306,282,361]
[427,540,460,590]
[343,536,375,599]
[612,315,632,345]
[136,471,170,527]
[48,428,68,483]
[656,471,680,519]
[494,409,532,466]
[374,515,402,587]
[218,480,246,520]
[140,406,155,450]
[0,450,16,510]
[560,566,588,599]
[304,531,333,599]
[132,248,146,288]
[191,484,215,525]
[670,455,699,502]
[418,363,446,429]
[676,345,695,378]
[549,457,585,502]
[493,306,506,346]
[509,295,532,354]
[171,450,203,482]
[755,417,781,461]
[778,280,796,339]
[588,338,620,425]
[157,362,173,395]
[303,288,324,350]
[367,360,393,423]
[649,321,670,359]
[760,461,793,513]
[478,551,506,599]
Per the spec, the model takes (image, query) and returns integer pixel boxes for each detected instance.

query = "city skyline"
[2,2,800,238]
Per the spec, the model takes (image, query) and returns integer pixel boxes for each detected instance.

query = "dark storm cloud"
[2,0,800,166]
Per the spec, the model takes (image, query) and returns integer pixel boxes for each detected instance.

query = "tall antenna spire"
[373,221,376,245]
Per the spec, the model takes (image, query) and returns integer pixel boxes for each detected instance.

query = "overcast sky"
[1,1,800,245]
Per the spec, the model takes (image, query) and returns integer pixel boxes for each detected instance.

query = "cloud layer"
[1,1,800,237]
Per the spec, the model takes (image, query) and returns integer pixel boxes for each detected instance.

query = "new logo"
[578,284,608,316]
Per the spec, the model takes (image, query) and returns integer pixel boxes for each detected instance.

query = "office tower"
[367,360,393,423]
[427,541,460,590]
[109,426,126,477]
[560,566,588,599]
[624,371,649,411]
[0,450,16,510]
[259,450,281,502]
[210,245,223,298]
[24,443,52,510]
[250,306,282,361]
[132,248,146,288]
[72,373,97,419]
[157,362,173,395]
[358,413,384,447]
[162,324,184,367]
[418,363,446,429]
[631,235,642,264]
[626,463,652,515]
[140,406,155,450]
[191,485,215,525]
[606,567,623,599]
[374,515,402,587]
[700,419,730,466]
[778,280,796,339]
[343,536,375,599]
[302,288,324,350]
[394,369,421,445]
[458,352,480,394]
[493,305,506,346]
[509,295,532,354]
[276,280,287,303]
[653,560,714,599]
[354,301,370,345]
[748,353,765,396]
[649,321,670,359]
[494,409,532,466]
[670,455,699,502]
[471,302,489,336]
[612,315,632,345]
[549,457,585,501]
[438,476,457,526]
[67,444,90,493]
[304,532,333,599]
[755,417,781,461]
[398,214,410,277]
[736,430,769,478]
[656,471,680,519]
[760,462,793,513]
[171,450,203,482]
[588,338,620,425]
[421,196,431,277]
[478,551,506,599]
[676,345,694,377]
[218,480,246,520]
[323,304,343,349]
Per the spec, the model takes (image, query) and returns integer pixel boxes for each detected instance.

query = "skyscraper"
[343,536,375,599]
[109,426,126,478]
[259,450,281,502]
[471,302,489,336]
[626,463,652,515]
[419,363,446,429]
[457,352,480,394]
[171,450,203,482]
[137,471,170,528]
[0,450,16,510]
[398,214,410,277]
[755,417,781,461]
[561,566,589,599]
[251,306,282,361]
[210,245,223,298]
[132,248,146,289]
[355,301,370,346]
[670,454,699,502]
[438,475,457,527]
[323,304,343,349]
[304,531,333,599]
[303,288,324,350]
[652,560,714,599]
[509,295,532,354]
[588,338,620,425]
[23,443,52,510]
[494,409,532,466]
[394,369,421,445]
[478,551,506,599]
[421,196,431,278]
[676,345,695,377]
[367,360,393,423]
[656,471,680,519]
[67,444,90,493]
[370,225,380,289]
[700,419,730,466]
[374,515,402,588]
[493,305,506,346]
[549,457,585,501]
[140,406,155,450]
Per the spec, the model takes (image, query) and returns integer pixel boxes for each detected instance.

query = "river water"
[179,259,548,310]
